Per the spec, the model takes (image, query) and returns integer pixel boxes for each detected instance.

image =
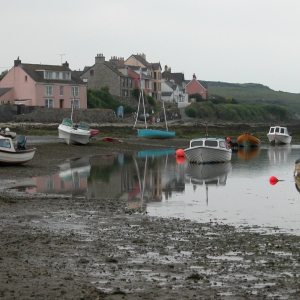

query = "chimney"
[62,61,69,68]
[193,73,196,79]
[164,65,168,72]
[95,53,105,64]
[14,56,21,67]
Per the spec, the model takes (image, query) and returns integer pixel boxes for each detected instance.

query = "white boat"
[58,118,90,145]
[0,135,36,165]
[267,126,292,144]
[184,137,232,164]
[0,127,17,139]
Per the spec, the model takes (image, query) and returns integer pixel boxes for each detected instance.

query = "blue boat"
[138,129,175,139]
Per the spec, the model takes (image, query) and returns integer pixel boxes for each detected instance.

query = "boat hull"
[0,147,36,165]
[236,133,260,147]
[184,146,232,164]
[267,133,292,144]
[138,129,175,139]
[58,124,90,145]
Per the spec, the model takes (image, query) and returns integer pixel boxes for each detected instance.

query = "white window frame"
[45,98,54,108]
[45,85,53,96]
[45,71,52,79]
[71,86,79,97]
[71,98,79,109]
[56,72,60,79]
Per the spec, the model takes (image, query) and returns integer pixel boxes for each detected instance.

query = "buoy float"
[175,149,185,157]
[226,136,231,141]
[269,176,278,185]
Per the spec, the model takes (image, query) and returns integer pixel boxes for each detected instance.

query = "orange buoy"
[175,149,185,157]
[269,176,278,185]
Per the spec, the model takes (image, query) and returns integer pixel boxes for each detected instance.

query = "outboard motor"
[17,135,27,150]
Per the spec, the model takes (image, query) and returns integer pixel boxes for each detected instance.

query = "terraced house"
[0,58,87,108]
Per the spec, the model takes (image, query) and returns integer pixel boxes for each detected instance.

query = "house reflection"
[23,151,185,210]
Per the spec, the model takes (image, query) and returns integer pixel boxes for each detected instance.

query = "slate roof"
[20,63,85,84]
[0,87,12,97]
[129,55,161,71]
[162,71,185,86]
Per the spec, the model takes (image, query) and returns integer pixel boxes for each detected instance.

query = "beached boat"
[133,69,175,139]
[58,118,91,145]
[90,128,99,138]
[236,132,260,147]
[137,128,175,139]
[0,135,36,165]
[184,137,232,164]
[267,126,292,144]
[0,127,17,139]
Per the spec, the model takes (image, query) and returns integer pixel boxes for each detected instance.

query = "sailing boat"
[133,69,175,139]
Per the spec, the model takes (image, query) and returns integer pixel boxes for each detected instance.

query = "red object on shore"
[101,137,118,142]
[269,176,278,185]
[90,128,99,137]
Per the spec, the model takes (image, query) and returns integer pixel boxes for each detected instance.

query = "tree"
[189,93,203,102]
[0,70,8,81]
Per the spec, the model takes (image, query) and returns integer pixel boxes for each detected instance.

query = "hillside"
[202,81,300,118]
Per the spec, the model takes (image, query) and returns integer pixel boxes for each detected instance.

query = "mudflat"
[1,132,300,299]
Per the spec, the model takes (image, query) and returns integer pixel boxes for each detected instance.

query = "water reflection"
[237,147,260,161]
[267,144,291,164]
[185,162,231,204]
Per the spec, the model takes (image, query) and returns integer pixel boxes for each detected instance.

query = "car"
[138,113,150,121]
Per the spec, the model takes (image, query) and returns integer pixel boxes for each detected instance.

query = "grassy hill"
[202,81,300,118]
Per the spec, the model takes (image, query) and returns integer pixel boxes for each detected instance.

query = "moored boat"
[267,126,292,144]
[236,132,260,147]
[0,135,36,165]
[184,137,232,164]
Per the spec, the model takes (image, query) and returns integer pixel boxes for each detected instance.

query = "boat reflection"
[185,162,232,204]
[237,147,260,161]
[268,144,291,164]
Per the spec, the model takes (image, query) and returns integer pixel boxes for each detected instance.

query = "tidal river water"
[15,143,300,236]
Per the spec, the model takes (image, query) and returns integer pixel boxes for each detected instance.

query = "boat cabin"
[268,126,290,135]
[190,138,228,149]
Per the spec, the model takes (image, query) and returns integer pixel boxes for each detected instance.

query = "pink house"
[128,66,153,94]
[185,73,207,100]
[0,58,87,108]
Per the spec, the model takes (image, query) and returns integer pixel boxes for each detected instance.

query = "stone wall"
[13,107,119,123]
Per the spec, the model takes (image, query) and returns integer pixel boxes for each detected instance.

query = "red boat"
[101,137,117,142]
[90,128,99,138]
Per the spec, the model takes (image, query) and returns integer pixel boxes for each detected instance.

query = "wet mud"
[1,134,300,299]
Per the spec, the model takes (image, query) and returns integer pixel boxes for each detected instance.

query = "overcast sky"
[1,0,299,93]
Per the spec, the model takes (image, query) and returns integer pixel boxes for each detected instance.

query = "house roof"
[162,91,173,96]
[162,71,185,86]
[20,63,85,84]
[128,55,162,71]
[0,87,12,97]
[184,79,208,89]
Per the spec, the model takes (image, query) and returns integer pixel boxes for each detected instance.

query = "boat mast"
[162,100,168,131]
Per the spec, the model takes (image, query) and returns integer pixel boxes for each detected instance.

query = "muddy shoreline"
[1,128,300,299]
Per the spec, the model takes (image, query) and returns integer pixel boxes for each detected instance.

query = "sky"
[1,0,300,93]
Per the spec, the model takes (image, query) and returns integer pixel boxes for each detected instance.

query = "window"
[154,72,157,79]
[71,98,79,109]
[45,98,54,108]
[60,86,63,96]
[56,72,59,79]
[154,82,157,91]
[83,78,88,83]
[148,81,152,89]
[71,86,79,96]
[45,85,53,96]
[122,90,128,97]
[45,71,52,79]
[129,79,132,88]
[63,72,70,80]
[90,70,94,76]
[25,76,27,82]
[122,78,125,87]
